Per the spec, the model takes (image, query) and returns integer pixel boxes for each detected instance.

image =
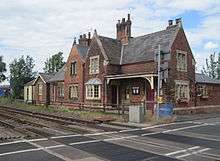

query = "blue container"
[159,103,174,118]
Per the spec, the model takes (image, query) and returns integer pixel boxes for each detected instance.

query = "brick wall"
[167,28,196,107]
[34,77,48,104]
[120,61,156,75]
[196,83,220,106]
[84,37,106,104]
[64,46,85,103]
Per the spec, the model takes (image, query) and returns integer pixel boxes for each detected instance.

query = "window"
[197,85,208,97]
[125,87,130,100]
[38,84,42,95]
[176,50,187,71]
[58,83,64,97]
[89,56,99,74]
[86,85,100,100]
[69,85,78,99]
[175,80,189,100]
[70,61,76,75]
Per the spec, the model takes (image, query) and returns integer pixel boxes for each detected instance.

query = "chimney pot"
[73,37,76,44]
[80,35,82,39]
[175,18,182,27]
[122,18,125,23]
[83,34,86,38]
[168,20,173,26]
[127,14,130,20]
[88,32,91,39]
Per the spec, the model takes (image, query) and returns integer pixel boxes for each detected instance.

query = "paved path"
[0,117,220,161]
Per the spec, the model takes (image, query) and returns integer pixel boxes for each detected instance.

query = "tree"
[43,52,65,74]
[9,55,35,98]
[0,56,7,83]
[217,53,220,79]
[201,52,218,79]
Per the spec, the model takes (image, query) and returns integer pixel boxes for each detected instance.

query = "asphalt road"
[0,116,220,161]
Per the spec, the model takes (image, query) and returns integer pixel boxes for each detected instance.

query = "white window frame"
[175,80,189,101]
[69,85,78,99]
[38,83,43,96]
[89,55,99,75]
[197,84,208,97]
[176,50,187,72]
[58,82,64,97]
[86,84,101,100]
[70,61,77,75]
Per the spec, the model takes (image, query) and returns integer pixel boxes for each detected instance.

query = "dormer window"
[70,61,76,75]
[89,56,99,74]
[176,50,187,72]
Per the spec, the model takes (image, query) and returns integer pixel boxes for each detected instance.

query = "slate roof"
[97,26,179,65]
[196,73,220,84]
[99,36,121,65]
[76,44,89,61]
[49,65,65,82]
[24,79,36,86]
[39,73,55,83]
[121,26,179,64]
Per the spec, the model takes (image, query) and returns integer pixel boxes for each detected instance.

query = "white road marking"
[103,135,138,141]
[141,132,162,136]
[176,148,211,159]
[45,144,66,149]
[0,138,48,146]
[51,134,82,139]
[84,131,118,136]
[28,138,48,142]
[165,146,200,156]
[69,139,101,145]
[118,128,141,133]
[162,124,208,133]
[0,148,43,157]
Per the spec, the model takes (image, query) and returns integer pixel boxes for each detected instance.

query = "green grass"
[0,97,125,122]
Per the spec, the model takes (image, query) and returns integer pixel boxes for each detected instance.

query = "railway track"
[0,106,97,126]
[0,105,121,142]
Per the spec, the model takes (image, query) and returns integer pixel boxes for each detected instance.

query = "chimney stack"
[175,18,182,27]
[168,20,173,26]
[116,14,132,44]
[78,33,91,46]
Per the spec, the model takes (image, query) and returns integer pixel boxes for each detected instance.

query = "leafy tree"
[217,53,220,79]
[43,52,65,74]
[9,55,35,98]
[201,52,218,79]
[0,56,7,83]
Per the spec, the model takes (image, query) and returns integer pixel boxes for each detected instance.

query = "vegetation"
[0,97,124,122]
[9,55,35,99]
[201,52,220,79]
[0,56,7,83]
[44,52,65,74]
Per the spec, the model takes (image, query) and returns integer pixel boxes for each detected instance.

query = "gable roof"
[49,65,65,82]
[24,79,36,86]
[121,26,179,64]
[95,26,179,65]
[33,73,55,84]
[196,73,220,84]
[98,36,121,65]
[76,44,89,61]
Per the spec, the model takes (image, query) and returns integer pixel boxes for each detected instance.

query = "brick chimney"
[78,33,91,46]
[116,14,132,44]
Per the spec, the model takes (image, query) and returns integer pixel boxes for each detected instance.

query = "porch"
[105,73,157,110]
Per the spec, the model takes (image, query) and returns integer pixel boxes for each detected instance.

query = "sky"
[0,0,220,85]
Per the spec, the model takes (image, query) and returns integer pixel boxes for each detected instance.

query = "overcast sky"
[0,0,220,84]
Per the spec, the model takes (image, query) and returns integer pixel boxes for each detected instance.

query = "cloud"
[204,41,219,50]
[0,0,220,84]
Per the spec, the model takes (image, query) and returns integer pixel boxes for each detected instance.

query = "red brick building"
[27,14,220,109]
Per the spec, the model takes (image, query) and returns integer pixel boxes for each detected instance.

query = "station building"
[24,14,220,109]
